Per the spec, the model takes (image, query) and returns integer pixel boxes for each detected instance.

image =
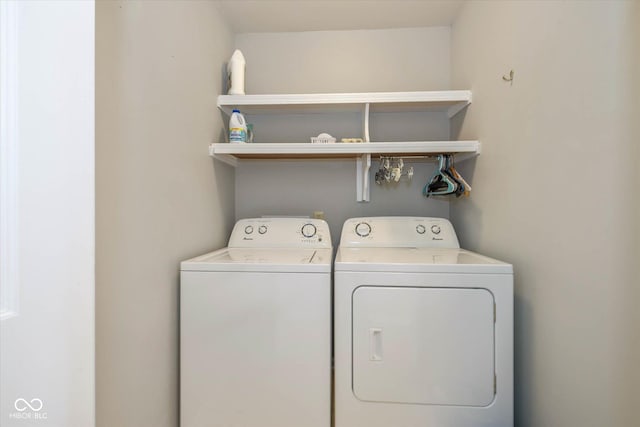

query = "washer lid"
[335,248,512,274]
[181,248,332,273]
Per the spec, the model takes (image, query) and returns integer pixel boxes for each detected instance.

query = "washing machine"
[180,218,332,427]
[334,217,513,427]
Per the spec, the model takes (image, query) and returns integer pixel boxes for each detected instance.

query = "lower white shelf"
[208,141,481,203]
[208,141,481,166]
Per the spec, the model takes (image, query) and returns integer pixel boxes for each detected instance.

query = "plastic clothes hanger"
[449,162,471,197]
[443,155,465,198]
[423,155,450,196]
[423,155,458,197]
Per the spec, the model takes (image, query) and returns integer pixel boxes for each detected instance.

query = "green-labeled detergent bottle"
[229,109,247,143]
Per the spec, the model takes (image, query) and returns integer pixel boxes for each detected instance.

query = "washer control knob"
[355,222,372,237]
[416,224,426,234]
[431,225,441,235]
[258,225,267,234]
[244,225,254,234]
[301,223,317,238]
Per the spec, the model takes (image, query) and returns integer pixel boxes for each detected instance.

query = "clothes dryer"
[334,217,513,427]
[181,218,332,427]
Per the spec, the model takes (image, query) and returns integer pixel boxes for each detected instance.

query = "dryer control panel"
[229,218,332,248]
[340,217,459,248]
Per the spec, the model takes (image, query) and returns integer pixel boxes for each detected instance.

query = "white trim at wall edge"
[0,0,20,321]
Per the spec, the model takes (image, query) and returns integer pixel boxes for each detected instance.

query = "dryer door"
[352,286,495,406]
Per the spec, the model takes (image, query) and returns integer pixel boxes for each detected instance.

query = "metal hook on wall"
[502,69,514,86]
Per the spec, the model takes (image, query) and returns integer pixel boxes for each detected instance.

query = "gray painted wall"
[450,1,640,426]
[234,27,454,242]
[96,2,235,426]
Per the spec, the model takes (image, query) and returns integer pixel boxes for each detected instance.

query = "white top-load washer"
[334,217,513,427]
[180,218,332,427]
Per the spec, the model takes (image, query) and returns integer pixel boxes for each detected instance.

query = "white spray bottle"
[227,49,246,95]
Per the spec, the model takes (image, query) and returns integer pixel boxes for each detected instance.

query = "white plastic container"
[227,49,246,95]
[229,109,247,143]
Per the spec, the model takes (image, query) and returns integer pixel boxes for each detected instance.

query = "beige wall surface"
[451,1,639,426]
[632,1,640,419]
[236,27,451,94]
[234,27,453,242]
[96,2,234,426]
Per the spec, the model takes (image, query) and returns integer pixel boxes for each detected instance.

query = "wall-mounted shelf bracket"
[447,100,470,118]
[356,153,371,202]
[363,103,370,142]
[209,145,239,167]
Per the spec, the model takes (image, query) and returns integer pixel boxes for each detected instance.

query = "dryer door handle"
[369,328,383,361]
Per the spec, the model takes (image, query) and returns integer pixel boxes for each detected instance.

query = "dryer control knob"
[355,222,372,237]
[258,225,267,234]
[431,225,441,235]
[416,224,426,234]
[244,225,254,234]
[301,223,317,238]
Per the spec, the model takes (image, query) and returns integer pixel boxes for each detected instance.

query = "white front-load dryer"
[334,217,513,427]
[180,218,332,427]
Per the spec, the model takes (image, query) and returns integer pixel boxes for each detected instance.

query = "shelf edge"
[209,141,481,158]
[217,90,472,114]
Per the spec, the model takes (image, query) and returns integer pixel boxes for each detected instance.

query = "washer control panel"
[229,218,332,248]
[355,222,372,237]
[341,217,459,248]
[301,223,317,238]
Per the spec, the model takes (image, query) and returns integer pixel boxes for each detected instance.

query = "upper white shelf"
[217,90,472,118]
